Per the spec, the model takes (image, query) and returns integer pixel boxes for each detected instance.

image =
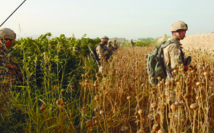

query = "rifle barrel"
[0,0,26,27]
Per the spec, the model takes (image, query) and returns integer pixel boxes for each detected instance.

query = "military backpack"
[146,40,178,85]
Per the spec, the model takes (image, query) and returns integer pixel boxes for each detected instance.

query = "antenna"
[0,0,26,27]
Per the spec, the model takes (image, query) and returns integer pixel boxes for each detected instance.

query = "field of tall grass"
[0,33,214,132]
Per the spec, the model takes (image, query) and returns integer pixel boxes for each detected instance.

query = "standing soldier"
[163,21,191,82]
[130,39,134,47]
[107,40,114,51]
[96,36,111,74]
[113,40,119,50]
[0,28,22,112]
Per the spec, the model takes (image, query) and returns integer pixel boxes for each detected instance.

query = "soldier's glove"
[184,56,191,66]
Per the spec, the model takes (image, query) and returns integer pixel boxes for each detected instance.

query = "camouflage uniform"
[113,40,119,50]
[163,21,190,104]
[163,21,189,82]
[107,41,114,51]
[96,36,111,74]
[163,38,185,81]
[0,28,20,112]
[96,44,110,74]
[130,39,134,47]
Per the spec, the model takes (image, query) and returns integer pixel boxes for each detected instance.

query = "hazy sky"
[1,0,214,40]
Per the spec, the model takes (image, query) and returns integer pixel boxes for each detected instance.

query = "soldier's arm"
[168,43,183,69]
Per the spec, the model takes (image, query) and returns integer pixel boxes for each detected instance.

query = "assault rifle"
[0,0,26,27]
[88,45,100,66]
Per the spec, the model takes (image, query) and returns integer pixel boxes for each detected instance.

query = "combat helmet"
[108,40,112,43]
[0,28,16,40]
[170,21,188,32]
[101,36,109,42]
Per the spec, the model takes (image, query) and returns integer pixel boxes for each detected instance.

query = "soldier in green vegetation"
[163,21,191,82]
[0,28,22,112]
[96,36,112,74]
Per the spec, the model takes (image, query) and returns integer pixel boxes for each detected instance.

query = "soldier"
[96,36,112,74]
[130,39,134,47]
[0,28,22,112]
[163,21,191,82]
[107,40,114,51]
[113,40,119,50]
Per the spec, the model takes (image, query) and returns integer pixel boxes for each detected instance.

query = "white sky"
[0,0,214,40]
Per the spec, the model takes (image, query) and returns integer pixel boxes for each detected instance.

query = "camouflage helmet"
[170,21,188,32]
[108,40,112,43]
[100,36,109,42]
[0,28,16,40]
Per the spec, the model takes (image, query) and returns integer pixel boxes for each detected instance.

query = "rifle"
[88,45,100,66]
[0,0,26,27]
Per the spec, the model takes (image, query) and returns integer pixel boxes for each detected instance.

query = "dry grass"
[76,46,214,132]
[181,33,214,51]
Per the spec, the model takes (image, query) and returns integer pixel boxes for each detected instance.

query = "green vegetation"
[0,34,155,132]
[0,33,101,132]
[134,41,154,46]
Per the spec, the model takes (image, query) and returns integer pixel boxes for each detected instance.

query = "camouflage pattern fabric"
[163,38,185,81]
[107,43,114,51]
[96,44,111,74]
[113,43,119,50]
[0,44,17,112]
[96,44,109,61]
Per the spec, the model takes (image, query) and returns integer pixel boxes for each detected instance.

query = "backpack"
[146,40,178,85]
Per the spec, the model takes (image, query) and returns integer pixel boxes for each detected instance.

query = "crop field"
[181,33,214,51]
[0,33,214,133]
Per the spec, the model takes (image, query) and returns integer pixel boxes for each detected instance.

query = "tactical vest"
[98,44,113,61]
[0,44,16,86]
[164,40,186,79]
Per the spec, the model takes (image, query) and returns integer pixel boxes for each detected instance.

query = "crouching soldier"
[0,28,22,112]
[96,36,112,74]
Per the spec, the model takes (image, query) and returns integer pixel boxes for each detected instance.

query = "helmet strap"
[177,30,182,39]
[172,31,182,40]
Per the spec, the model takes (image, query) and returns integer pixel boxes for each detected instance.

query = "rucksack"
[146,40,178,85]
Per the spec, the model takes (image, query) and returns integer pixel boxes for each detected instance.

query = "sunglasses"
[4,38,13,41]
